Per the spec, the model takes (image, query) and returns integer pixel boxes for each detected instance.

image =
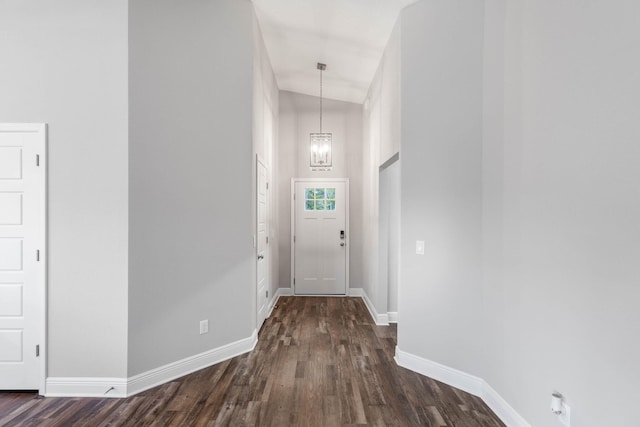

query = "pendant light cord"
[319,67,323,133]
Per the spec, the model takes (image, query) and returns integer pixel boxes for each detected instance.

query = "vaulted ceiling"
[252,0,417,104]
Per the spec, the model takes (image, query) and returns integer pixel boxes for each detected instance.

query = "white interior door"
[256,156,268,330]
[0,123,46,391]
[293,180,348,295]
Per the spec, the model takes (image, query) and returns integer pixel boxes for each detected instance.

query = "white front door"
[293,180,348,295]
[0,123,46,391]
[256,156,268,330]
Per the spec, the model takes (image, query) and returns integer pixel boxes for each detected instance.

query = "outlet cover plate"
[559,402,571,426]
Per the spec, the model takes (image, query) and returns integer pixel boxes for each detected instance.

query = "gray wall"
[252,13,280,310]
[482,0,640,425]
[362,20,401,316]
[482,0,519,413]
[0,0,129,378]
[395,0,640,425]
[398,0,484,375]
[277,91,363,291]
[128,0,255,375]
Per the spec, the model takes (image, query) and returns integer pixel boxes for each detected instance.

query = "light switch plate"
[199,319,209,335]
[416,240,425,255]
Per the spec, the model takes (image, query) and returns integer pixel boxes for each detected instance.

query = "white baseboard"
[127,329,258,396]
[349,287,390,325]
[482,382,532,427]
[46,377,128,398]
[376,312,390,325]
[388,312,398,323]
[348,287,363,297]
[276,287,293,296]
[267,288,292,317]
[267,291,279,317]
[46,330,259,398]
[394,347,531,427]
[347,288,364,297]
[395,347,483,396]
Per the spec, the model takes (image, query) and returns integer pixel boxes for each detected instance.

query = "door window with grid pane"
[304,187,336,211]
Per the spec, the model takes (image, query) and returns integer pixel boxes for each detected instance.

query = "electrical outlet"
[559,402,571,427]
[199,319,209,335]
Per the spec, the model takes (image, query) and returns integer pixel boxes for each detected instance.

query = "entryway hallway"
[0,297,503,426]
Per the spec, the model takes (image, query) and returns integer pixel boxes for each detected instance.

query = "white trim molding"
[275,287,293,300]
[395,347,483,396]
[482,382,532,427]
[395,347,531,427]
[347,287,364,297]
[277,287,293,296]
[46,330,258,398]
[388,312,398,323]
[349,288,390,326]
[46,377,128,398]
[267,287,293,317]
[127,329,258,396]
[267,293,279,317]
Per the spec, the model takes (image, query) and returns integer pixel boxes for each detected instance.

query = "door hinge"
[36,155,40,166]
[293,278,296,285]
[36,250,40,261]
[36,345,40,357]
[266,182,269,190]
[266,290,269,298]
[266,236,269,244]
[293,236,296,243]
[293,194,296,200]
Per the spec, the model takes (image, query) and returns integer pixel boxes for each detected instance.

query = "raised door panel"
[0,124,45,391]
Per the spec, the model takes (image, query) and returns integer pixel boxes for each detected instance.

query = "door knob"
[340,242,345,247]
[258,254,264,260]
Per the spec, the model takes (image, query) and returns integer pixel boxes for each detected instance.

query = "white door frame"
[290,178,349,295]
[0,123,47,394]
[256,155,269,330]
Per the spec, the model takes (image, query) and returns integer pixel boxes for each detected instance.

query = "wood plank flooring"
[0,297,505,426]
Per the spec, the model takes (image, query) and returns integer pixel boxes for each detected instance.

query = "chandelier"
[310,63,332,170]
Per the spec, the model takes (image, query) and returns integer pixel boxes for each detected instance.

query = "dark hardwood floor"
[0,297,504,426]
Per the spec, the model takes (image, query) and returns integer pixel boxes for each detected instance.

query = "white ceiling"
[252,0,417,104]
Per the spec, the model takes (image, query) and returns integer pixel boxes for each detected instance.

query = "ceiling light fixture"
[310,62,332,170]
